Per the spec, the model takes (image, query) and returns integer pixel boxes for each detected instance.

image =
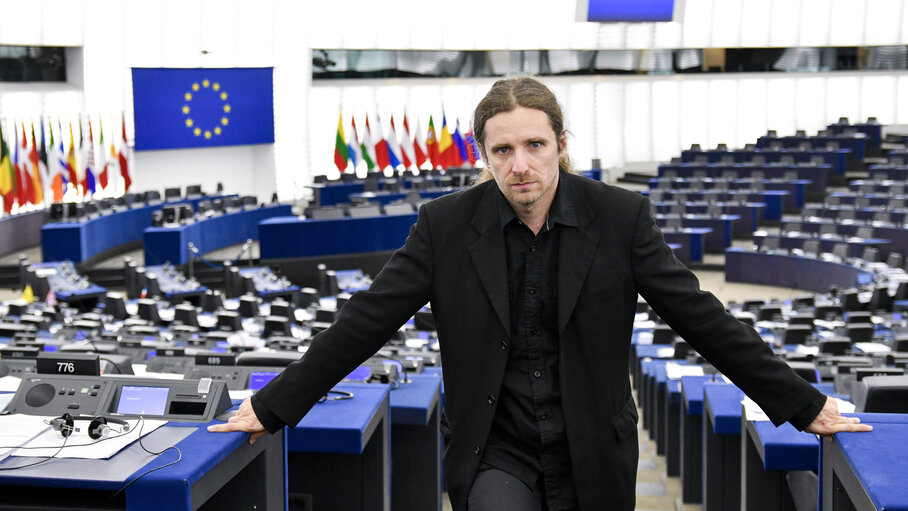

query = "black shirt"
[481,180,579,510]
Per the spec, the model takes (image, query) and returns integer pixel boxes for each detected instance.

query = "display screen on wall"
[581,0,676,22]
[132,67,274,151]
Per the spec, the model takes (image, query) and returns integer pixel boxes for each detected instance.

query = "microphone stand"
[187,242,200,281]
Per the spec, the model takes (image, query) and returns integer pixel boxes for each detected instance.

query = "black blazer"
[253,172,824,510]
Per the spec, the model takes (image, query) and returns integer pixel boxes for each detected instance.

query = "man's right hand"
[207,397,267,444]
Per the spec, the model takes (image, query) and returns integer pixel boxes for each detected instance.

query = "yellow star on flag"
[202,79,210,88]
[192,83,199,91]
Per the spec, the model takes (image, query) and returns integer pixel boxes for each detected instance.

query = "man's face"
[482,106,566,209]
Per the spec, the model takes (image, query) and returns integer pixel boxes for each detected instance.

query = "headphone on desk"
[45,413,131,439]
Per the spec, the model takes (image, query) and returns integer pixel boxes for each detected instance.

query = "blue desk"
[757,135,865,162]
[143,205,291,266]
[41,195,234,264]
[662,228,710,264]
[288,382,390,510]
[680,375,723,504]
[643,188,787,220]
[656,214,738,252]
[752,233,892,260]
[389,375,443,511]
[0,420,286,511]
[868,164,908,181]
[827,122,882,148]
[348,188,454,205]
[680,148,848,178]
[661,162,831,194]
[725,248,872,293]
[821,416,908,510]
[310,181,364,206]
[742,419,817,511]
[703,382,745,511]
[259,213,417,259]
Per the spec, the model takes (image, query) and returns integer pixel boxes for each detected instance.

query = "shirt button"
[487,395,496,405]
[474,446,481,455]
[500,341,509,350]
[529,327,538,335]
[534,370,542,378]
[530,245,537,252]
[528,288,537,295]
[539,412,548,420]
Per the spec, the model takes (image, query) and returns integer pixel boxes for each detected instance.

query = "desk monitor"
[164,187,182,200]
[145,190,162,203]
[49,202,66,221]
[248,371,279,391]
[116,385,170,415]
[853,375,908,413]
[186,184,203,197]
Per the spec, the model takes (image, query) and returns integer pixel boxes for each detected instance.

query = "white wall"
[1,0,908,200]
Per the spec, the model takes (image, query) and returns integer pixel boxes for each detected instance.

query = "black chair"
[845,323,874,343]
[782,324,812,344]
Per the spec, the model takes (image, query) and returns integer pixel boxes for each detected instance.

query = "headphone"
[45,413,131,440]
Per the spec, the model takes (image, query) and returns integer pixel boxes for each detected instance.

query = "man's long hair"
[471,76,574,185]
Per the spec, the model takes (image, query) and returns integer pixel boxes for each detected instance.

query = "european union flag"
[132,67,274,151]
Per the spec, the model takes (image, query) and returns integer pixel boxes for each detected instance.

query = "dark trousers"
[467,467,543,511]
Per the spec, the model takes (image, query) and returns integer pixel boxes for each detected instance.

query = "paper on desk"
[0,415,54,461]
[794,345,820,356]
[854,342,891,354]
[665,362,705,380]
[743,396,856,422]
[0,392,14,412]
[636,332,653,345]
[197,314,218,329]
[9,417,166,459]
[655,347,674,358]
[0,375,22,392]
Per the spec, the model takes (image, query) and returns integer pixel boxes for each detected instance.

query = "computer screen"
[581,0,676,22]
[116,385,170,415]
[248,371,279,391]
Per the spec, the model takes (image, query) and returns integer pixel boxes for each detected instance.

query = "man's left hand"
[804,396,873,440]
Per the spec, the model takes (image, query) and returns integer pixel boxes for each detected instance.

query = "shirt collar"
[496,171,578,232]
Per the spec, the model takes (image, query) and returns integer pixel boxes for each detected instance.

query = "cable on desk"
[318,390,354,403]
[109,417,182,500]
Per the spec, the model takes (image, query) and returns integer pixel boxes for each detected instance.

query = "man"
[210,76,870,510]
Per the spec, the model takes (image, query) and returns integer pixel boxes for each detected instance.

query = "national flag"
[333,112,349,173]
[29,122,44,204]
[452,119,469,167]
[438,115,460,169]
[19,123,35,204]
[66,123,78,188]
[426,116,439,169]
[386,115,403,170]
[346,116,362,172]
[399,114,417,170]
[465,130,480,166]
[361,115,378,171]
[37,120,51,202]
[13,125,28,206]
[131,67,275,150]
[0,122,16,213]
[49,121,68,202]
[412,116,428,169]
[119,114,132,191]
[97,118,109,190]
[80,119,97,195]
[371,114,391,171]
